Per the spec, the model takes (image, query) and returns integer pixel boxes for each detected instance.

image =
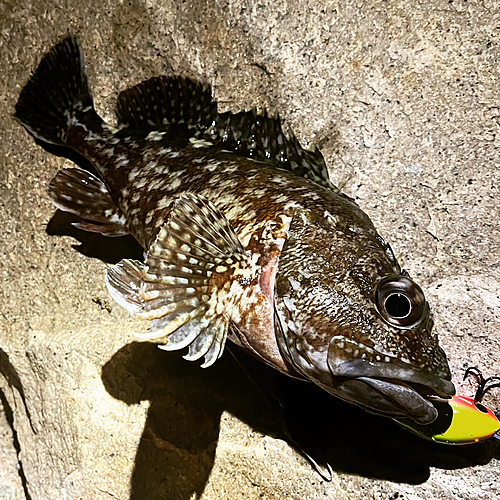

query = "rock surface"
[1,0,499,499]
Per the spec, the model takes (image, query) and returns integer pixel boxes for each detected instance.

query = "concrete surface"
[1,0,499,499]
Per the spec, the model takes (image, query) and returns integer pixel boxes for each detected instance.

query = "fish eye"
[374,275,429,329]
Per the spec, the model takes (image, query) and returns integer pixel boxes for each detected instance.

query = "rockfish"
[14,36,454,425]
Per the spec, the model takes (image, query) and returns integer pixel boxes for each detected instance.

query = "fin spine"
[48,167,128,237]
[116,76,217,132]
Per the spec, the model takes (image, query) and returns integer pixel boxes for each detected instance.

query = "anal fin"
[48,167,128,237]
[105,193,258,368]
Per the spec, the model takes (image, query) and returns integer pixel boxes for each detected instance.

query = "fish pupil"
[384,293,411,319]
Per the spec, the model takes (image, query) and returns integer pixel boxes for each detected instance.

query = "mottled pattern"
[48,167,128,236]
[14,36,455,423]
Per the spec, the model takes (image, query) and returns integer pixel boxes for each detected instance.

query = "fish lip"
[354,376,439,424]
[328,358,455,423]
[329,358,455,398]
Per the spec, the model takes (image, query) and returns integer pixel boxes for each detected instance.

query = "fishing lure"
[395,367,500,444]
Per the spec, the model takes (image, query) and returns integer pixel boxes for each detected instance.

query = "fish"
[14,36,455,426]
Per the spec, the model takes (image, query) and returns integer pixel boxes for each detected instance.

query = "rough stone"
[0,0,499,499]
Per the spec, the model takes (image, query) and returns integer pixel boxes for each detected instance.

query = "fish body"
[15,36,454,425]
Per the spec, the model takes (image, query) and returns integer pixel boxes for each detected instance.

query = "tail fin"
[14,36,94,146]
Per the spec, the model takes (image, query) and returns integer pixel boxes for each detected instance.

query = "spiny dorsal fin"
[207,109,339,192]
[105,193,261,368]
[116,75,337,191]
[116,76,217,132]
[48,167,128,237]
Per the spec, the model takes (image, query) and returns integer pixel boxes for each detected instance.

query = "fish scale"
[15,35,455,427]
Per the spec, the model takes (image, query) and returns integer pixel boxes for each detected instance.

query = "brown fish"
[14,36,454,426]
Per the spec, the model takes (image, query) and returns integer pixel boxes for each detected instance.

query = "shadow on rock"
[273,368,500,483]
[101,342,276,499]
[101,342,499,499]
[46,210,143,264]
[41,138,144,265]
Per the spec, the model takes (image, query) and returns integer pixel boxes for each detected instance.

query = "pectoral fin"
[106,193,255,368]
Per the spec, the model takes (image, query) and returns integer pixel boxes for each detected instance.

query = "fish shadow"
[46,210,143,264]
[101,343,277,499]
[101,343,499,499]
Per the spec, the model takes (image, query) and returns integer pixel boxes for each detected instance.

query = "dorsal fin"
[116,75,337,191]
[116,76,217,132]
[207,109,338,192]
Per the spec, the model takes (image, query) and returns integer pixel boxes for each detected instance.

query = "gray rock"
[0,0,498,498]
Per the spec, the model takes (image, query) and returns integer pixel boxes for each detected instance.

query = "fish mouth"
[328,359,455,424]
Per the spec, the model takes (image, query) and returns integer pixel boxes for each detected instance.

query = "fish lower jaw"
[328,358,455,399]
[356,377,445,424]
[322,355,455,423]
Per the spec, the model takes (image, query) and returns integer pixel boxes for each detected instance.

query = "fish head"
[274,204,454,424]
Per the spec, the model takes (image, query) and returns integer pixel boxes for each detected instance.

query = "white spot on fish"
[189,137,213,148]
[116,155,129,168]
[109,213,126,224]
[158,147,172,155]
[169,178,181,190]
[149,179,163,190]
[205,160,221,172]
[385,246,395,262]
[153,163,171,175]
[323,210,338,225]
[157,197,172,210]
[273,194,290,204]
[252,188,267,198]
[146,130,166,141]
[288,277,301,291]
[283,296,295,312]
